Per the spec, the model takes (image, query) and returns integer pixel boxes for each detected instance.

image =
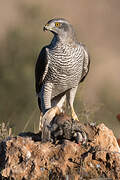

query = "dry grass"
[0,122,12,142]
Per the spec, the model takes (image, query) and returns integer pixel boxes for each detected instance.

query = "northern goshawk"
[35,18,90,126]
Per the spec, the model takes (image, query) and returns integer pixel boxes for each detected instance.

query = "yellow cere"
[55,22,60,27]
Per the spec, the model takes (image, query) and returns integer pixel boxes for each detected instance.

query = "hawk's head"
[43,18,76,42]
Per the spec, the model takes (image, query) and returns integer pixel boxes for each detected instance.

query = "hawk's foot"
[44,106,60,120]
[71,107,79,121]
[41,106,61,142]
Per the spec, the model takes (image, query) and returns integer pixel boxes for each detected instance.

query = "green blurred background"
[0,0,120,136]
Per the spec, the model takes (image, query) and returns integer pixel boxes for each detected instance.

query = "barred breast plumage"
[44,40,85,98]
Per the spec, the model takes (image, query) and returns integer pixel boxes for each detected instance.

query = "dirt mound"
[0,114,120,180]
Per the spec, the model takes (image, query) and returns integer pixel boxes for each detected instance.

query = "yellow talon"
[71,107,79,121]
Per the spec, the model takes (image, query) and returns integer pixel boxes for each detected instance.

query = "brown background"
[0,0,120,136]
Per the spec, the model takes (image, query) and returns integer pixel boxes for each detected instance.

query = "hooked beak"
[43,24,57,34]
[43,24,50,32]
[43,26,48,32]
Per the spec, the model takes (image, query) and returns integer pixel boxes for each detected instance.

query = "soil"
[0,114,120,180]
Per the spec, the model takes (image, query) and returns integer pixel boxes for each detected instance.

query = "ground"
[0,114,120,180]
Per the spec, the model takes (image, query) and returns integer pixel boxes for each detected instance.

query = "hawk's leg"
[56,94,66,111]
[41,94,66,142]
[40,82,53,114]
[67,86,79,121]
[38,82,53,132]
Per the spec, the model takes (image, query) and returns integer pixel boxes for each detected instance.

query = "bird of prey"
[35,18,90,127]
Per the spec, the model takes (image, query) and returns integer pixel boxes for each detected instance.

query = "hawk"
[35,18,90,126]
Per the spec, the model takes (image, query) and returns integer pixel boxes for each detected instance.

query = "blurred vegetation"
[0,3,43,134]
[0,1,120,136]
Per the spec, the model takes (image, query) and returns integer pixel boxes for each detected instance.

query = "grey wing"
[35,46,48,95]
[80,44,90,83]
